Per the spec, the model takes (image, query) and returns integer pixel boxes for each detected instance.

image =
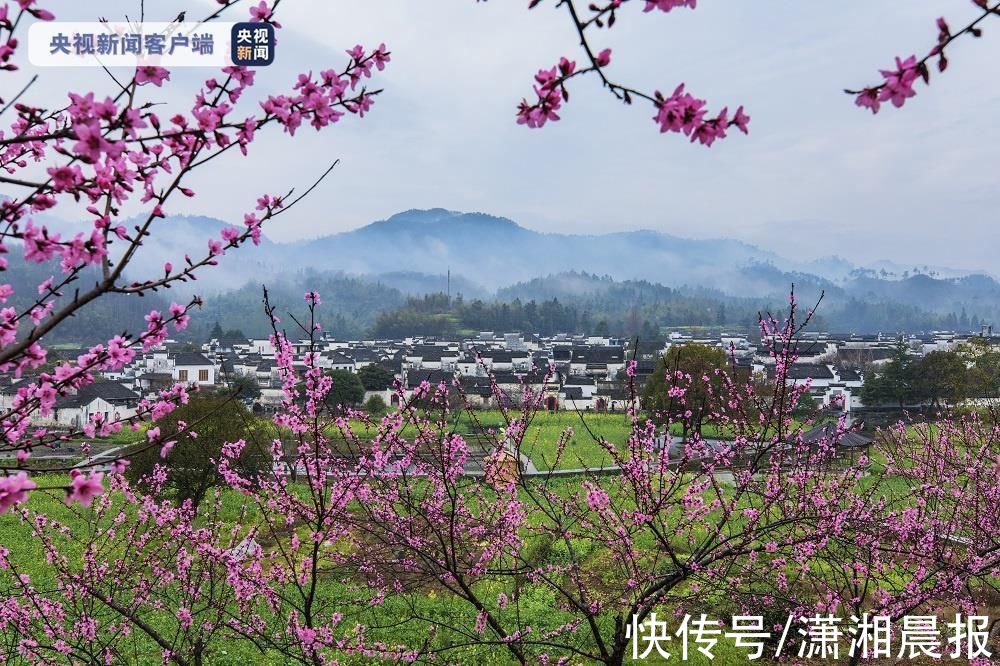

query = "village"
[5,324,995,432]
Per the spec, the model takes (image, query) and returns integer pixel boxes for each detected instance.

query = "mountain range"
[14,207,1000,338]
[34,207,985,293]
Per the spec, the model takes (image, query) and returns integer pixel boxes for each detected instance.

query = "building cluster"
[203,331,633,413]
[0,327,986,431]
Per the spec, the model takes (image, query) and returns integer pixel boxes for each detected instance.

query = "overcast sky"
[14,1,1000,273]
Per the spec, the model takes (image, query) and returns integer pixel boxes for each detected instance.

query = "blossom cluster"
[0,0,388,510]
[653,84,749,146]
[517,0,749,144]
[853,4,998,113]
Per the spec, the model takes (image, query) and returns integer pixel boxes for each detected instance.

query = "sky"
[12,0,1000,273]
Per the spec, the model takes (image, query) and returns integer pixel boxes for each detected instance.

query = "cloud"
[11,0,1000,272]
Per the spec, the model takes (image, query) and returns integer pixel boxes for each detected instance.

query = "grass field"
[0,471,776,665]
[17,408,818,474]
[0,413,951,665]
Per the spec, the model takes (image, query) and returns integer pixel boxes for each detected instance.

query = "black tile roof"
[172,352,213,366]
[56,382,139,409]
[800,424,873,449]
[325,351,355,365]
[838,368,862,382]
[768,365,834,380]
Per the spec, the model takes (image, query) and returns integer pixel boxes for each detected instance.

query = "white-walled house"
[46,382,140,429]
[559,386,597,411]
[405,346,461,372]
[255,360,278,388]
[248,338,275,355]
[143,350,173,374]
[456,358,482,377]
[172,352,217,386]
[769,364,838,389]
[0,378,31,411]
[563,375,597,399]
[321,351,356,373]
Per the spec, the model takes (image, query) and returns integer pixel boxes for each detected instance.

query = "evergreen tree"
[860,339,915,408]
[358,364,396,391]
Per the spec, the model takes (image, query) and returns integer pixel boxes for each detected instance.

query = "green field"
[0,414,962,665]
[0,471,772,665]
[24,408,816,475]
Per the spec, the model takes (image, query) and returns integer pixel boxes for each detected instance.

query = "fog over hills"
[285,208,791,291]
[17,206,1000,336]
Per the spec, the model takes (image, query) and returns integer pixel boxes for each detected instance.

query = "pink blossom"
[65,470,103,507]
[0,473,36,514]
[106,335,135,368]
[296,626,317,646]
[732,105,750,134]
[372,43,391,71]
[644,0,696,11]
[71,122,117,163]
[169,302,190,331]
[855,88,881,114]
[135,66,170,87]
[878,55,919,109]
[46,164,82,191]
[244,213,262,245]
[653,83,706,135]
[250,1,281,28]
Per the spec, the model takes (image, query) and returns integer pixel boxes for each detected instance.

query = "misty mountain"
[29,208,783,295]
[25,212,282,295]
[11,206,1000,339]
[27,206,992,303]
[364,271,488,299]
[494,270,993,334]
[3,253,171,343]
[194,270,407,340]
[287,208,787,292]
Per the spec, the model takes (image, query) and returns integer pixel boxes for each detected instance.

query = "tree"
[641,343,729,429]
[911,350,970,409]
[849,2,999,114]
[126,397,269,509]
[198,294,999,664]
[209,321,225,340]
[860,339,915,409]
[958,338,1000,400]
[792,391,819,418]
[2,1,999,664]
[0,0,384,503]
[324,369,365,411]
[357,363,396,391]
[219,373,262,402]
[365,394,387,416]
